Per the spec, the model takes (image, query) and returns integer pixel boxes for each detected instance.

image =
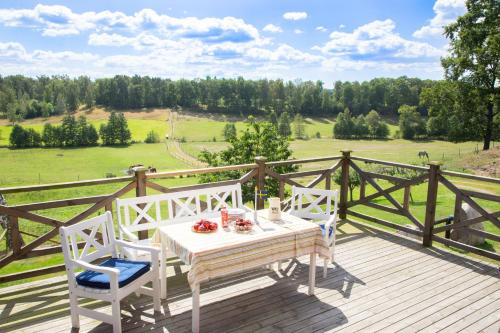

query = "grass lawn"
[0,109,498,286]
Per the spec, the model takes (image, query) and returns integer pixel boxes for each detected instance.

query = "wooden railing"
[0,151,498,283]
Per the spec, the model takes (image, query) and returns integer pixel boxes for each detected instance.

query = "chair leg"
[323,258,328,278]
[277,260,282,271]
[160,250,167,299]
[111,299,122,333]
[152,274,161,312]
[68,292,80,328]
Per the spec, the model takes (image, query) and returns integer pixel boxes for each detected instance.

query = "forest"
[0,74,497,143]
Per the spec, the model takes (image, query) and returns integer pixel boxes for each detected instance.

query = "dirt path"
[166,110,207,168]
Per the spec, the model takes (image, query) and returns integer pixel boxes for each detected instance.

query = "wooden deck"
[1,221,499,333]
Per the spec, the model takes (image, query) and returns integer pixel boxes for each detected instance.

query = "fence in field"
[0,150,498,283]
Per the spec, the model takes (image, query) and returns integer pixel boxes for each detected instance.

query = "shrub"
[145,130,160,143]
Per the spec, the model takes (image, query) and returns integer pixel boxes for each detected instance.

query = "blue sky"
[0,0,466,85]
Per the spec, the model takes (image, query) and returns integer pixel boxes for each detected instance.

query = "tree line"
[0,74,434,119]
[9,112,131,148]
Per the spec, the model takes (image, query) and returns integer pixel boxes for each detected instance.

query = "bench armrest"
[119,225,139,242]
[323,212,338,244]
[73,259,120,276]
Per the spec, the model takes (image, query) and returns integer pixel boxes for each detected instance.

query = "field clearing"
[0,110,498,285]
[183,138,484,172]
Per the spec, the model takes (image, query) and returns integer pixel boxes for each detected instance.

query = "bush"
[145,130,160,143]
[9,124,42,148]
[398,105,427,140]
[315,131,321,139]
[222,123,237,141]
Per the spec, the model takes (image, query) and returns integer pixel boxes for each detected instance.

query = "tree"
[441,0,499,150]
[278,112,292,137]
[9,124,41,148]
[61,114,78,146]
[54,94,66,115]
[198,120,296,202]
[66,82,79,112]
[10,124,28,148]
[398,105,427,140]
[222,123,237,141]
[145,130,160,143]
[333,170,361,201]
[365,110,390,138]
[42,123,58,147]
[293,113,306,139]
[333,108,354,139]
[268,110,278,127]
[116,112,131,145]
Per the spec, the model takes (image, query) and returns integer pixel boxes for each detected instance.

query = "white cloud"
[283,12,308,21]
[413,0,466,38]
[315,26,327,32]
[294,29,304,34]
[339,24,345,29]
[314,19,444,58]
[262,24,282,33]
[0,5,262,44]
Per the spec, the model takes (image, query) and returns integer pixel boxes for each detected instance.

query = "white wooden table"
[159,210,331,333]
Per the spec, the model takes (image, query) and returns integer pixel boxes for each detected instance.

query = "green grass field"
[0,109,498,286]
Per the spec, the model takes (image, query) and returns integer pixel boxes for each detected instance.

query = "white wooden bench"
[115,182,246,298]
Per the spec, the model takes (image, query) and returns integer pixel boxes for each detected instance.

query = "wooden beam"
[440,170,500,184]
[9,195,110,211]
[363,202,405,216]
[350,161,424,230]
[350,156,429,171]
[0,205,64,228]
[439,176,500,229]
[433,211,500,233]
[265,155,341,167]
[423,162,440,246]
[0,176,134,194]
[433,235,500,261]
[339,150,351,220]
[347,210,423,236]
[0,181,135,269]
[346,174,428,208]
[364,171,409,183]
[146,163,257,179]
[281,169,331,179]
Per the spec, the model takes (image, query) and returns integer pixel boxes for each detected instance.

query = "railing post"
[403,185,411,210]
[325,170,332,190]
[359,179,366,199]
[255,156,267,210]
[423,162,440,247]
[134,166,148,240]
[9,216,22,254]
[451,192,462,239]
[339,150,351,220]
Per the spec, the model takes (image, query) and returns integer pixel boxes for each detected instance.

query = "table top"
[159,210,324,262]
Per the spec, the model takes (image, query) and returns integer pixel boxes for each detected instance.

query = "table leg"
[160,246,167,300]
[308,253,316,296]
[192,283,200,333]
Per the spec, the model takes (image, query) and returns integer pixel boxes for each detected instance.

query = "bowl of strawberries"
[192,219,218,233]
[234,218,253,233]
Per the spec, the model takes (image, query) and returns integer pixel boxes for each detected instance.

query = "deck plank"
[0,223,498,333]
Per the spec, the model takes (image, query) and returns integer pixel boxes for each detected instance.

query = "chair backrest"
[115,183,244,238]
[289,186,339,221]
[115,193,164,240]
[60,212,117,267]
[168,183,244,223]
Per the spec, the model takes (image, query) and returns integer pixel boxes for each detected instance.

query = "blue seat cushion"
[319,223,334,237]
[76,258,150,289]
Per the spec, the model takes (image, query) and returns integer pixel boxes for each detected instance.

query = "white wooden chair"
[59,212,161,333]
[115,183,246,299]
[288,186,339,278]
